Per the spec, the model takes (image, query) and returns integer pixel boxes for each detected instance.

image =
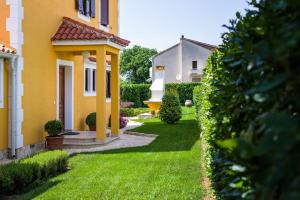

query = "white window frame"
[0,58,4,108]
[84,62,97,96]
[78,11,91,22]
[83,60,112,102]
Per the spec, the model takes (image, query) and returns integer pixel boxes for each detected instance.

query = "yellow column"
[111,53,120,136]
[96,47,107,142]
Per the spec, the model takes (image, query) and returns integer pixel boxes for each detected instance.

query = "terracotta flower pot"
[46,136,64,150]
[88,125,96,131]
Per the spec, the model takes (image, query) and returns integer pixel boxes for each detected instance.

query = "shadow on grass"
[3,180,61,200]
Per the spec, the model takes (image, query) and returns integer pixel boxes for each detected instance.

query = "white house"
[146,36,216,104]
[150,35,216,84]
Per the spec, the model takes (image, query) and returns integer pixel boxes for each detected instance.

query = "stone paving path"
[66,133,157,155]
[66,119,157,155]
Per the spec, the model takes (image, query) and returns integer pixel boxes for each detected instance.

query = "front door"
[59,67,65,125]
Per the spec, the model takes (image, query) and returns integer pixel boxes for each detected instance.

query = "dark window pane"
[192,61,197,69]
[76,0,85,14]
[106,71,111,98]
[101,0,109,26]
[85,68,90,92]
[92,69,96,92]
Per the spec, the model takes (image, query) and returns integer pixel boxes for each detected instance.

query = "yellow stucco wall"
[0,60,9,150]
[22,0,118,146]
[0,0,10,44]
[0,0,10,150]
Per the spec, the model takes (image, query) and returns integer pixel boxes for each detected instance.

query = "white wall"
[152,39,213,84]
[181,40,212,82]
[152,45,180,83]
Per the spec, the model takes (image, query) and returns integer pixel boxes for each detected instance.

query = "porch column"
[96,47,107,142]
[111,53,120,136]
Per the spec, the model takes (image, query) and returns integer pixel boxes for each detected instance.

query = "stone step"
[63,137,96,144]
[63,136,120,149]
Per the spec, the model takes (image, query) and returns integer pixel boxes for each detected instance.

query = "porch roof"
[51,17,130,47]
[0,42,17,56]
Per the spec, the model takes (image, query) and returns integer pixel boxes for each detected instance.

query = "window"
[92,69,96,92]
[106,71,111,98]
[0,58,4,108]
[192,61,198,70]
[76,0,95,19]
[84,63,96,96]
[100,0,109,26]
[84,62,111,98]
[192,76,202,83]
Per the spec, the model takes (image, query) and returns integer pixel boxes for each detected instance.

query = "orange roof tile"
[52,17,130,47]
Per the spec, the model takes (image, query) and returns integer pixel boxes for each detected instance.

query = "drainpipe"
[9,56,18,157]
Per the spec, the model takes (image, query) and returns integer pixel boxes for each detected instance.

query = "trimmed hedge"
[120,108,150,117]
[0,150,68,195]
[121,84,151,108]
[194,0,300,199]
[121,83,199,107]
[165,83,200,105]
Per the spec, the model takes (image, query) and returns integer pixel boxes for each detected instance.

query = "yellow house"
[0,0,129,159]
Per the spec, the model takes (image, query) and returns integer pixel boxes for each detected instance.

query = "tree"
[120,45,157,84]
[159,89,182,124]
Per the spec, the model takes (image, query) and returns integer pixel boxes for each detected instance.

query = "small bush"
[121,84,151,108]
[85,112,96,127]
[0,150,68,195]
[120,108,150,117]
[159,90,182,124]
[44,120,64,136]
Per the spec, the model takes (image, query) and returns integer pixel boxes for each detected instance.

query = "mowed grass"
[19,107,202,200]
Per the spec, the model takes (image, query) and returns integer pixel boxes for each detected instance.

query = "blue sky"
[120,0,251,51]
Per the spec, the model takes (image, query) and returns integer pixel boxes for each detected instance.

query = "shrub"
[108,115,129,129]
[44,120,64,136]
[194,0,300,199]
[159,90,182,124]
[121,84,151,108]
[85,112,96,127]
[120,108,150,117]
[21,150,68,178]
[0,150,68,195]
[165,83,200,105]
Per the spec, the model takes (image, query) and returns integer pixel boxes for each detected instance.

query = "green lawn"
[19,107,202,200]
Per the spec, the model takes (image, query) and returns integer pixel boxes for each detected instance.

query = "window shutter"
[101,0,109,26]
[90,0,96,18]
[76,0,85,14]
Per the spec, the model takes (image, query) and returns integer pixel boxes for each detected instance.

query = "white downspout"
[9,57,18,157]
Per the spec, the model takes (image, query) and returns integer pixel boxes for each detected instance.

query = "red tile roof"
[0,42,16,55]
[52,17,130,47]
[88,57,111,65]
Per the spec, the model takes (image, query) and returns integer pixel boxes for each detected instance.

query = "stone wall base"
[16,141,46,158]
[0,149,9,160]
[0,141,46,161]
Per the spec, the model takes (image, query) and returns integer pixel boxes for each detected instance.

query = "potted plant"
[44,120,64,150]
[86,112,96,131]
